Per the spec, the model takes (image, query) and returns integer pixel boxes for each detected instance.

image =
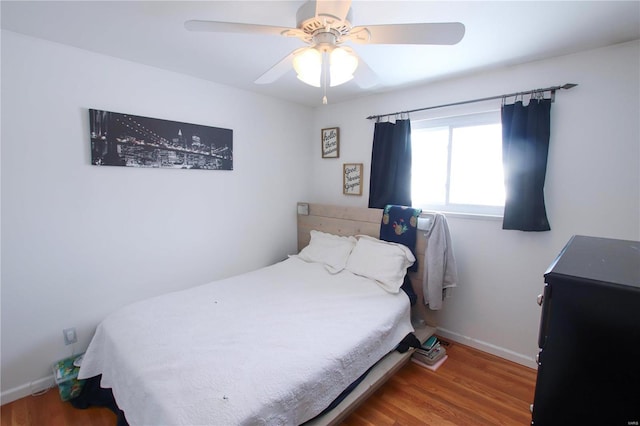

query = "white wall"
[0,30,314,402]
[1,29,638,405]
[311,40,640,367]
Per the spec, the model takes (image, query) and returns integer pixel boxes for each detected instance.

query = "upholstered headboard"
[296,202,437,327]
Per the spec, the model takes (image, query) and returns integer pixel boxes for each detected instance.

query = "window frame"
[411,110,505,217]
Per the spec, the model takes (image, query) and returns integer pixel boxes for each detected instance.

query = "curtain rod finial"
[562,83,578,90]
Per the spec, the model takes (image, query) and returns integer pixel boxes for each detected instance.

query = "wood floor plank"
[0,390,116,426]
[343,339,536,426]
[0,339,536,426]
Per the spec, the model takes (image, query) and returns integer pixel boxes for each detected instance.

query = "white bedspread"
[79,257,414,425]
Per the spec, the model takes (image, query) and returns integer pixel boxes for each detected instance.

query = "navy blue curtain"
[368,119,412,209]
[501,98,552,231]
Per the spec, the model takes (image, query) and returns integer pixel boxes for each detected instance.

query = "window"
[411,111,505,216]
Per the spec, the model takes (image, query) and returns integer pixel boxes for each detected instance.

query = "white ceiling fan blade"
[315,0,352,23]
[342,47,378,89]
[254,48,307,85]
[184,20,304,38]
[348,22,465,45]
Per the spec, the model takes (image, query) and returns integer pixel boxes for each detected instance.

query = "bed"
[77,203,437,425]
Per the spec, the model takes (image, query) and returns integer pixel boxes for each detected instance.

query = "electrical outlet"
[63,328,77,345]
[297,203,309,215]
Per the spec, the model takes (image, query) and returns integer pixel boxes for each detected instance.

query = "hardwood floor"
[1,340,536,426]
[342,340,537,425]
[0,391,116,426]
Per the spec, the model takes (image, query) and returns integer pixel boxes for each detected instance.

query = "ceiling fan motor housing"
[312,30,343,52]
[296,0,353,41]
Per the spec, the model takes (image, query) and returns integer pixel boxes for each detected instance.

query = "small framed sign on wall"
[321,127,339,158]
[343,163,363,195]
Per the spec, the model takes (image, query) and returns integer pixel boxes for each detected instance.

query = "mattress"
[78,256,414,425]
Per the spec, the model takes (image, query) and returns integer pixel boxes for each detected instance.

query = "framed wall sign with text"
[321,127,339,158]
[343,163,363,195]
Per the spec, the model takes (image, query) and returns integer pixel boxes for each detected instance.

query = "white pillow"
[345,235,416,293]
[297,230,357,273]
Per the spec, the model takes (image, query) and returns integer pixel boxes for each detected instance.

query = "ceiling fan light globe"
[329,47,358,87]
[297,73,321,87]
[293,48,322,87]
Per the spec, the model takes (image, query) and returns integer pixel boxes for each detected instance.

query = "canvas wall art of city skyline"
[89,109,233,170]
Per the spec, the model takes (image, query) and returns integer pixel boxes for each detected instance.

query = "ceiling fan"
[185,0,465,103]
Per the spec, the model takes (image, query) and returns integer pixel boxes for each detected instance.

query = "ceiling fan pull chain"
[322,51,329,104]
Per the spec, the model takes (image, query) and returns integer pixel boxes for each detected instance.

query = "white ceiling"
[2,1,639,107]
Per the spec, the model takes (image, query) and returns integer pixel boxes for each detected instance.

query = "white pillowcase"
[297,230,357,273]
[345,235,416,293]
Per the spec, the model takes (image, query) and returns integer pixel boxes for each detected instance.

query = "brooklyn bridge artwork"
[89,109,233,170]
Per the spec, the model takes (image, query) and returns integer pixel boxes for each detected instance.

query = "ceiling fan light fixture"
[188,0,468,102]
[293,48,322,87]
[329,47,358,87]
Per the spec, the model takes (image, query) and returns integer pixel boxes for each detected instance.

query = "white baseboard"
[1,375,55,405]
[436,327,538,370]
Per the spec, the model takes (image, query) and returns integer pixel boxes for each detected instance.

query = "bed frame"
[297,202,437,425]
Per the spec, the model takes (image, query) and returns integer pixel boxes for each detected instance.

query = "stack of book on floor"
[411,335,448,371]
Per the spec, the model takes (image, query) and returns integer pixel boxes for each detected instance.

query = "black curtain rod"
[366,83,578,121]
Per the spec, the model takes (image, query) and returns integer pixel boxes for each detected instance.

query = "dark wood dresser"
[531,235,640,425]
